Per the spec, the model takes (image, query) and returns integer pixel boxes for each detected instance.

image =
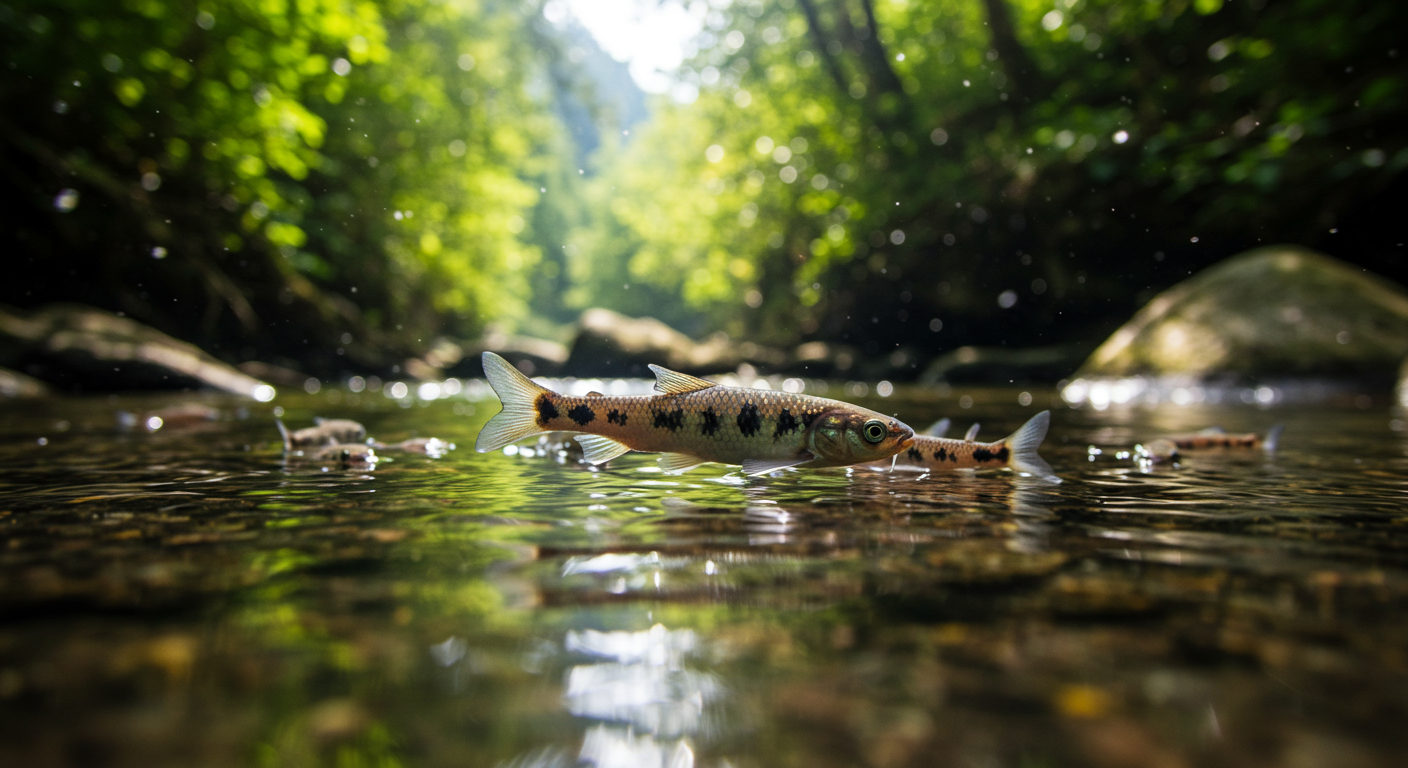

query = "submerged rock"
[1076,246,1408,381]
[0,366,49,398]
[0,303,274,397]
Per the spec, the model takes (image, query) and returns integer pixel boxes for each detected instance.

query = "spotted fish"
[1136,425,1283,463]
[870,410,1060,483]
[474,352,915,475]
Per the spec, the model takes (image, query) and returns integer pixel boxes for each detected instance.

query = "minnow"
[868,411,1060,483]
[474,351,915,475]
[310,443,378,468]
[1136,425,1283,463]
[276,418,367,451]
[371,437,454,458]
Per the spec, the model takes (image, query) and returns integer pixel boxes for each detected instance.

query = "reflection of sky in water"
[564,624,720,765]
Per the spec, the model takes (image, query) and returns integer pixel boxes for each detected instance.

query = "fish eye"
[862,420,886,444]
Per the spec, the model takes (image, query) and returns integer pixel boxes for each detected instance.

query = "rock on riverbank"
[1075,246,1408,382]
[1,304,273,398]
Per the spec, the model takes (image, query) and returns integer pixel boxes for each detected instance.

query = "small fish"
[474,352,915,475]
[871,411,1060,483]
[276,418,367,450]
[310,443,378,468]
[1136,425,1283,463]
[371,437,454,458]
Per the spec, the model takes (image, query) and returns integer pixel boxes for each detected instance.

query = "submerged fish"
[310,443,378,468]
[1136,425,1283,463]
[276,418,367,451]
[868,411,1060,483]
[474,352,915,475]
[371,437,454,458]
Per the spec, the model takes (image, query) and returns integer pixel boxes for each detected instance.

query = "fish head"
[806,408,915,466]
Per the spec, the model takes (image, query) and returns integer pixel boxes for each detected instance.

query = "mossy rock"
[1076,246,1408,380]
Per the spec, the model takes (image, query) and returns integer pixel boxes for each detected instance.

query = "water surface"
[1,385,1405,768]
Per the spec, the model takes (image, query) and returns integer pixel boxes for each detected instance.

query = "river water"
[1,381,1405,768]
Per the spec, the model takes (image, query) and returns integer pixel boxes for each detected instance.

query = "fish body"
[310,443,378,468]
[1136,425,1282,463]
[869,411,1060,483]
[474,352,914,474]
[277,418,367,450]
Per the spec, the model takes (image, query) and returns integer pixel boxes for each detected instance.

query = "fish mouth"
[895,433,915,451]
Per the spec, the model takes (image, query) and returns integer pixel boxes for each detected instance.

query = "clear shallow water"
[1,386,1406,768]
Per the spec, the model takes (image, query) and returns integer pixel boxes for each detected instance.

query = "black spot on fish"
[773,408,798,439]
[653,407,685,432]
[933,447,947,462]
[536,394,559,426]
[607,409,627,426]
[800,410,820,427]
[972,446,1010,463]
[737,403,762,437]
[907,447,923,462]
[700,408,719,437]
[567,403,596,426]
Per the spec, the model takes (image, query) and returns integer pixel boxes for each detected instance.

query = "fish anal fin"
[575,434,633,465]
[741,454,813,476]
[658,453,707,474]
[648,365,717,395]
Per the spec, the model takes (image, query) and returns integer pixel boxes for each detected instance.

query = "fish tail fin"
[476,352,552,453]
[275,418,291,453]
[1003,411,1061,484]
[1263,423,1285,453]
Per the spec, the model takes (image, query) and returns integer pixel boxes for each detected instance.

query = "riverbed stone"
[0,303,273,397]
[1075,246,1408,380]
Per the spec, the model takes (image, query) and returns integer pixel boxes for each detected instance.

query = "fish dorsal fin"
[963,423,981,442]
[741,453,813,476]
[923,418,951,437]
[575,434,633,465]
[1197,426,1227,435]
[658,452,707,474]
[648,365,717,395]
[585,391,605,398]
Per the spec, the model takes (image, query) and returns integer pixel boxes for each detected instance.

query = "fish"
[310,443,379,468]
[1135,425,1283,463]
[276,418,367,451]
[869,410,1060,483]
[371,437,454,458]
[474,351,915,475]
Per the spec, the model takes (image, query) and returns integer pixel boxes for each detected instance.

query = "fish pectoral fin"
[658,452,707,474]
[647,364,718,395]
[575,434,633,465]
[740,453,813,476]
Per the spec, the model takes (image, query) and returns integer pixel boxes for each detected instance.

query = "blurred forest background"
[2,0,1405,379]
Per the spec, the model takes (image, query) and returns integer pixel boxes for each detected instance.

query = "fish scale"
[475,352,914,474]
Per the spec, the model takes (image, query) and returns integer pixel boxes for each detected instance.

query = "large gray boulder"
[0,303,273,397]
[1076,246,1408,380]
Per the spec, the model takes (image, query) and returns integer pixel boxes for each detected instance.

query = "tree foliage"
[575,0,1407,358]
[1,0,560,369]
